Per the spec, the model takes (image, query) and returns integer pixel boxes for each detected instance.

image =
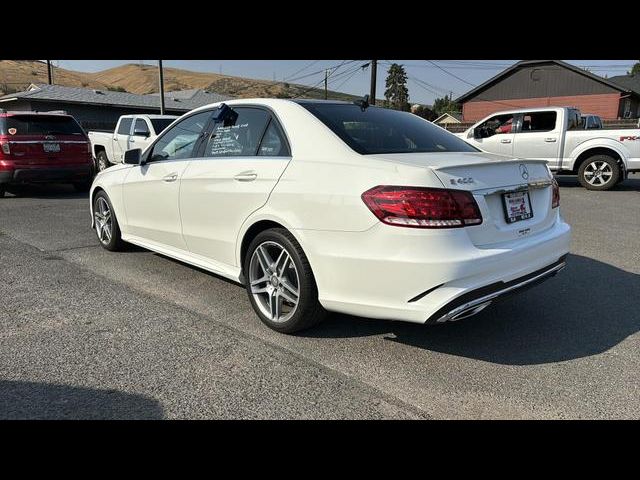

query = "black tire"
[577,154,620,191]
[96,151,111,173]
[244,228,326,334]
[0,186,5,198]
[93,190,126,251]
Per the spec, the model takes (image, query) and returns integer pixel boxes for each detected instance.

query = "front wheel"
[93,191,125,251]
[577,155,620,190]
[244,228,326,334]
[96,151,111,173]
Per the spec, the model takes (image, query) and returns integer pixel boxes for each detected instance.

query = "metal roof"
[0,83,232,112]
[455,60,634,103]
[608,74,640,96]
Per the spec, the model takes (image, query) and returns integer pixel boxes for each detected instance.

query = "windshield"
[300,103,479,155]
[3,115,84,136]
[150,118,176,135]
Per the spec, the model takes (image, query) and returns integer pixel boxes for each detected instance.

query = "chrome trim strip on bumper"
[478,178,553,196]
[436,261,566,323]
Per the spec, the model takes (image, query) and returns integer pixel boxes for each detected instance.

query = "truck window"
[117,118,133,135]
[475,114,514,138]
[150,118,175,135]
[520,112,557,132]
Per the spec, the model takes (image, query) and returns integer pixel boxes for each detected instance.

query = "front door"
[122,110,213,250]
[113,117,133,163]
[465,113,515,157]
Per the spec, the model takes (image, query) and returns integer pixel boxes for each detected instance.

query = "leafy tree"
[629,61,640,75]
[384,63,410,111]
[432,94,460,117]
[411,104,435,120]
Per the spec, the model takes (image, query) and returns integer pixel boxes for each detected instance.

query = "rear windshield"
[300,103,479,155]
[150,118,176,134]
[2,115,84,136]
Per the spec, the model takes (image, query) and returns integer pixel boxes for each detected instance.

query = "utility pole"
[158,60,165,115]
[46,60,52,85]
[324,69,328,100]
[369,60,377,105]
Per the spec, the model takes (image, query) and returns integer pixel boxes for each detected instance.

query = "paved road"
[0,174,638,419]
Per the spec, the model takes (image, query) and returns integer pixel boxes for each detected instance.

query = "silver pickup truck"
[457,106,640,190]
[88,114,177,172]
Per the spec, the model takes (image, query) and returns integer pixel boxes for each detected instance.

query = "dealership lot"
[0,175,638,419]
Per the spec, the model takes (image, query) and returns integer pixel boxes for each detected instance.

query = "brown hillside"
[0,60,106,94]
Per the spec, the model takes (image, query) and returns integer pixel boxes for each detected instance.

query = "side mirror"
[134,127,150,137]
[123,148,141,165]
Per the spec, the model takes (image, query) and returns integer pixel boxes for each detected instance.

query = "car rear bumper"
[296,214,571,324]
[0,165,92,185]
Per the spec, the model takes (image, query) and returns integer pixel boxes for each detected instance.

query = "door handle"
[500,139,512,144]
[234,171,258,182]
[544,138,557,143]
[163,173,178,183]
[130,139,136,143]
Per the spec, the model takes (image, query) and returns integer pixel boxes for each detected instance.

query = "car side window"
[476,114,514,138]
[258,119,290,156]
[520,112,557,132]
[204,107,270,157]
[148,111,212,162]
[117,118,133,135]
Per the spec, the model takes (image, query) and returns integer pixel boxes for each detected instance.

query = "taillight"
[362,185,483,228]
[86,141,91,154]
[551,178,560,209]
[0,142,9,155]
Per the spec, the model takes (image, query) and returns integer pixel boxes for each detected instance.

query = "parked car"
[457,107,640,190]
[581,114,603,130]
[88,114,177,172]
[0,110,93,197]
[90,99,571,333]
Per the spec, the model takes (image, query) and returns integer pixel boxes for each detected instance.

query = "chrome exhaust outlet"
[437,300,493,323]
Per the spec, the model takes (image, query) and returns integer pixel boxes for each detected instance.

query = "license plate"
[502,191,533,224]
[43,143,60,153]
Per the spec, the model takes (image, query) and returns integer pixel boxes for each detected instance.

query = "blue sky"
[55,60,637,105]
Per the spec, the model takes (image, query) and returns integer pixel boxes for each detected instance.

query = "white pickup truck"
[89,114,178,171]
[457,106,640,190]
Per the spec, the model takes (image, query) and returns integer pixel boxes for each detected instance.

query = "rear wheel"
[244,228,326,334]
[93,191,125,251]
[0,186,5,198]
[577,154,620,190]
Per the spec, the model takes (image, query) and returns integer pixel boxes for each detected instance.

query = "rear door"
[113,117,133,163]
[512,110,562,168]
[179,106,292,267]
[4,114,89,167]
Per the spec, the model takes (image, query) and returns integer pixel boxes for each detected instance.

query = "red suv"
[0,110,94,197]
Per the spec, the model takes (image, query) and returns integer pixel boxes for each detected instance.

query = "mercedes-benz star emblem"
[519,164,529,180]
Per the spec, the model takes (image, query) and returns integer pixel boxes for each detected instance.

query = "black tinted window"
[521,112,557,132]
[134,119,149,135]
[204,108,270,157]
[117,118,133,135]
[149,111,211,162]
[301,103,478,155]
[258,120,290,156]
[150,118,175,134]
[5,115,84,135]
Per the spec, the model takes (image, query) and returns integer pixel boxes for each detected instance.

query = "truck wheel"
[96,151,111,172]
[577,155,620,191]
[0,186,5,198]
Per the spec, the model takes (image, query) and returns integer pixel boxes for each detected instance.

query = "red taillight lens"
[551,178,560,209]
[362,185,483,228]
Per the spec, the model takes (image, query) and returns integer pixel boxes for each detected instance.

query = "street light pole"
[158,60,165,115]
[46,60,52,85]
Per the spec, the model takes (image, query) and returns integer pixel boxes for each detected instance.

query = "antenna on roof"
[353,94,370,111]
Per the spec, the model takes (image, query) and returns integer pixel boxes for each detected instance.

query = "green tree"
[384,63,410,111]
[432,94,459,117]
[629,61,640,75]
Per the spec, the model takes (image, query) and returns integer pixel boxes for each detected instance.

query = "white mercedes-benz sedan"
[89,98,571,333]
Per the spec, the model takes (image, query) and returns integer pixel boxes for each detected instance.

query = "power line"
[283,60,319,81]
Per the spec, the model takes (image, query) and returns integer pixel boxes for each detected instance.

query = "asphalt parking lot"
[0,174,638,419]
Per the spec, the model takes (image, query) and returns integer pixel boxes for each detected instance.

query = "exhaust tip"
[437,300,492,323]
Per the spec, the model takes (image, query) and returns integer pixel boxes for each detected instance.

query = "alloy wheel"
[248,241,300,323]
[94,197,113,245]
[583,160,613,186]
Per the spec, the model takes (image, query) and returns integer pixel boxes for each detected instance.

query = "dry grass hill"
[0,60,360,101]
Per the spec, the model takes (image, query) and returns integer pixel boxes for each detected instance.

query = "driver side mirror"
[123,148,141,165]
[133,127,150,137]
